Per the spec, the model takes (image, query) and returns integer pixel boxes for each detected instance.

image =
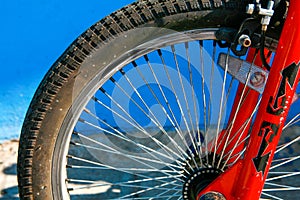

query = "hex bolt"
[238,34,252,47]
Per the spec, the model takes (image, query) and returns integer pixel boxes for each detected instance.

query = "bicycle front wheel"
[18,0,296,199]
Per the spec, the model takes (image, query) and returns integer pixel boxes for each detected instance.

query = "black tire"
[17,0,283,199]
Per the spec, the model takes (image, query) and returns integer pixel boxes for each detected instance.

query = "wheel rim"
[52,28,300,199]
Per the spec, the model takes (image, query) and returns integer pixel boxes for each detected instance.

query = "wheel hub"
[182,167,222,200]
[200,191,226,200]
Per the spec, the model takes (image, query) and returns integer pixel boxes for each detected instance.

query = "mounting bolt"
[238,34,252,47]
[250,72,266,88]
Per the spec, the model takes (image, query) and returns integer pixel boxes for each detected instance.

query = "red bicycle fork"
[198,0,300,199]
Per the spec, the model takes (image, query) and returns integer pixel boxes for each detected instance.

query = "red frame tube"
[237,0,300,198]
[197,0,300,199]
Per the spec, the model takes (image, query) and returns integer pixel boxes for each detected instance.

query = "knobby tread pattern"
[17,0,248,199]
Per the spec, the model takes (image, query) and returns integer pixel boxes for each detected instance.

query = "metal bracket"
[218,53,269,94]
[215,20,261,57]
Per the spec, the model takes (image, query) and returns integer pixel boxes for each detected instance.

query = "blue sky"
[0,0,133,142]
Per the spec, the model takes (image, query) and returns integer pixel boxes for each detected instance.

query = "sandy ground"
[0,139,19,200]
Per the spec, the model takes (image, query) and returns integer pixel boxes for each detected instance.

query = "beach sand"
[0,139,19,199]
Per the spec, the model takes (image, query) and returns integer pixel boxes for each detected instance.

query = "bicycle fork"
[198,0,300,199]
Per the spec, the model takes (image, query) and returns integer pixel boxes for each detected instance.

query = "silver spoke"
[111,74,187,161]
[212,47,230,167]
[185,42,203,165]
[82,108,182,166]
[275,135,300,154]
[92,93,182,162]
[261,192,284,200]
[71,138,183,171]
[217,51,258,169]
[221,97,261,169]
[157,49,199,171]
[171,45,199,169]
[266,171,300,182]
[77,115,180,165]
[263,181,300,191]
[116,180,178,199]
[143,54,195,160]
[67,155,182,186]
[283,113,300,129]
[69,165,180,173]
[68,177,181,191]
[270,154,300,170]
[132,57,196,172]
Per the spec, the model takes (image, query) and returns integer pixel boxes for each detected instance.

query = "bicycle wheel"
[17,0,297,199]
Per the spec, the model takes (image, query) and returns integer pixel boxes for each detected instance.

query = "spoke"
[261,192,284,200]
[71,135,184,182]
[110,72,187,161]
[144,54,196,159]
[221,98,261,169]
[270,154,300,170]
[68,177,182,191]
[264,187,300,191]
[212,47,230,167]
[223,134,249,159]
[199,40,208,143]
[204,40,217,165]
[115,180,178,199]
[227,146,247,167]
[157,49,199,171]
[116,193,182,200]
[171,44,199,169]
[185,42,203,166]
[68,175,182,187]
[77,115,181,166]
[263,182,300,192]
[217,51,258,169]
[208,41,217,121]
[213,78,236,153]
[266,171,300,181]
[217,87,251,149]
[272,157,299,164]
[166,190,182,200]
[82,108,183,166]
[283,113,300,129]
[69,165,180,173]
[156,185,182,200]
[199,40,210,167]
[92,93,183,163]
[275,135,300,154]
[132,58,196,172]
[185,41,198,146]
[71,138,183,171]
[67,155,182,186]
